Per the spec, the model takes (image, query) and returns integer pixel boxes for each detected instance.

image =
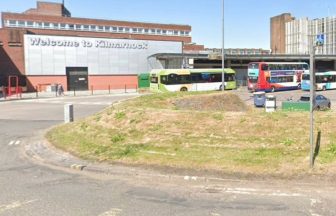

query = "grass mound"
[46,92,336,177]
[172,93,247,112]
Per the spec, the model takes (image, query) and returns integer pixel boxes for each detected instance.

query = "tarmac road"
[0,93,335,216]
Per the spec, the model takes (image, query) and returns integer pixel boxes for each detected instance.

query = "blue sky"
[1,0,336,49]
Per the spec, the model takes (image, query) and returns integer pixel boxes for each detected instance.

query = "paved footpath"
[0,93,336,215]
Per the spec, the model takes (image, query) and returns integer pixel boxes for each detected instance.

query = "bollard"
[2,86,6,99]
[64,104,74,123]
[124,84,127,93]
[35,86,38,98]
[73,88,76,96]
[108,85,111,94]
[91,85,93,95]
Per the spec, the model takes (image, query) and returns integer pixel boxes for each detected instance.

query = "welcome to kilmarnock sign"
[29,37,149,50]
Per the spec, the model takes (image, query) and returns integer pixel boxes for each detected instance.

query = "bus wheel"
[323,86,326,91]
[180,87,188,92]
[271,86,275,92]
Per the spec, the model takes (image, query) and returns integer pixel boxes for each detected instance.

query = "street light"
[309,33,323,168]
[221,0,225,91]
[309,37,315,168]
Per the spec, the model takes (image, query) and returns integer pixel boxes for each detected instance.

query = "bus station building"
[0,1,204,91]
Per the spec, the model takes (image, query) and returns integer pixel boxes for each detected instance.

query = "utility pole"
[221,0,225,91]
[309,33,324,168]
[309,38,315,168]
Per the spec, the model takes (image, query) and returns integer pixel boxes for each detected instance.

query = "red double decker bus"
[247,62,309,92]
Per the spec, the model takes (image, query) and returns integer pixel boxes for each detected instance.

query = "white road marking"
[204,187,306,198]
[8,140,21,146]
[98,208,123,216]
[0,199,38,213]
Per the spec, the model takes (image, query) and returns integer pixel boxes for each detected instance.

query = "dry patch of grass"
[46,92,336,177]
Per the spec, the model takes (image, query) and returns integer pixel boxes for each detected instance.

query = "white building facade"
[285,16,336,54]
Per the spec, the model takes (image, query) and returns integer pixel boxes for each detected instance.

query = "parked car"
[298,94,331,110]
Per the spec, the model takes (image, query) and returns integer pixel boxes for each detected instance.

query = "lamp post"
[309,38,315,168]
[309,33,324,168]
[221,0,225,91]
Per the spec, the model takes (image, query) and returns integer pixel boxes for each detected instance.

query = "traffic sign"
[316,34,324,46]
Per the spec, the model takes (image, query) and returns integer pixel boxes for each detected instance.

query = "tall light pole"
[309,37,315,168]
[221,0,225,91]
[309,33,323,168]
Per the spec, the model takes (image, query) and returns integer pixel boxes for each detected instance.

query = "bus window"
[160,75,167,84]
[261,64,269,70]
[191,74,199,82]
[150,76,158,83]
[225,74,235,81]
[200,73,211,82]
[248,63,259,69]
[302,74,309,80]
[178,75,190,84]
[164,74,191,85]
[209,74,221,82]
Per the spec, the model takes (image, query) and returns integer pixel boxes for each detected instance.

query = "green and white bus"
[150,68,236,92]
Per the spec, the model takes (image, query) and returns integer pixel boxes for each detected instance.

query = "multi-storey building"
[285,17,336,55]
[272,13,336,55]
[0,1,203,91]
[270,13,295,54]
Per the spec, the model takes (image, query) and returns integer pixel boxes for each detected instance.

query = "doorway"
[66,67,88,91]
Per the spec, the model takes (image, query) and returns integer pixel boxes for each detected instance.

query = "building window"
[112,27,118,32]
[82,25,89,31]
[125,27,130,33]
[27,21,34,28]
[132,28,138,33]
[105,26,110,32]
[98,26,104,32]
[144,29,149,34]
[8,20,16,27]
[52,23,59,29]
[118,27,124,33]
[74,25,81,30]
[150,29,156,34]
[18,21,25,27]
[138,28,143,33]
[162,30,167,35]
[44,22,51,29]
[90,25,96,31]
[60,23,66,29]
[36,22,43,28]
[156,29,162,34]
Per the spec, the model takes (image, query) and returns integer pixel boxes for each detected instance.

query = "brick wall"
[0,29,25,75]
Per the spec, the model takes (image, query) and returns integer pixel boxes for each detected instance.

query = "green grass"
[46,91,336,176]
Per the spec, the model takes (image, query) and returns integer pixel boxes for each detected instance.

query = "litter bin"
[253,91,266,107]
[265,95,276,112]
